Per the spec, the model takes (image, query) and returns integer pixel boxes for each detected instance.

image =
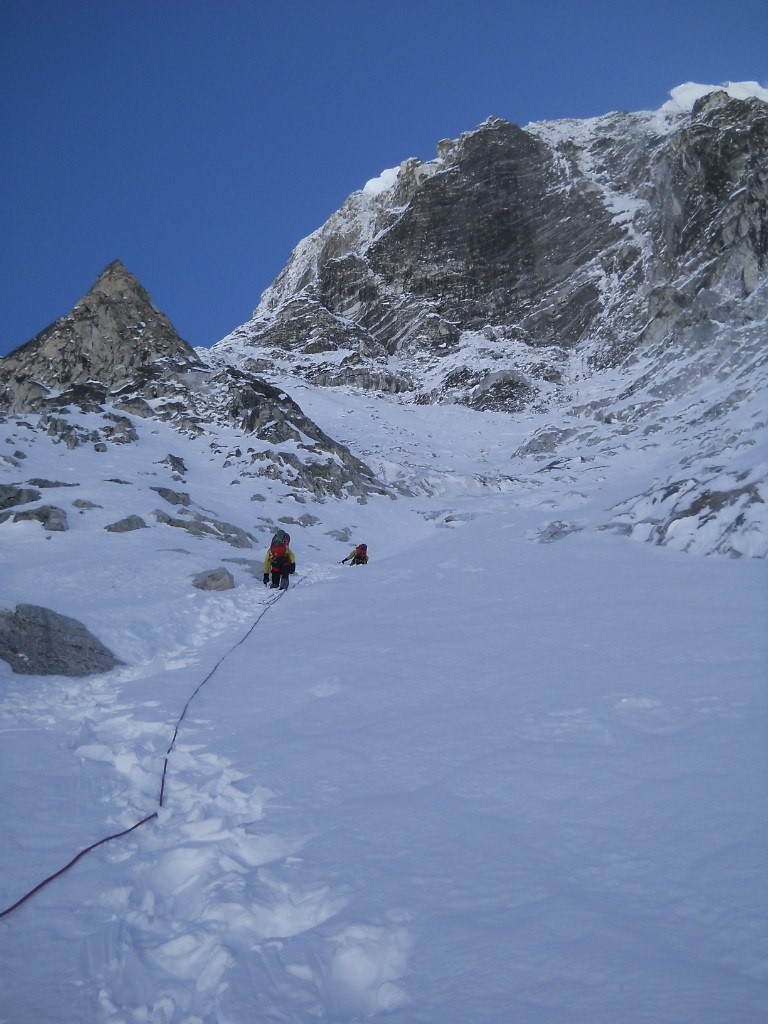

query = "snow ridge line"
[0,576,307,920]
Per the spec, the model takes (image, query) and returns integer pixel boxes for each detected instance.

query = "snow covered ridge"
[660,79,768,112]
[360,83,768,195]
[288,86,768,233]
[362,165,401,197]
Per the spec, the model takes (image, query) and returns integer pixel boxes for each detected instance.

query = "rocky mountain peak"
[209,86,766,557]
[83,259,153,305]
[0,261,390,503]
[0,260,203,411]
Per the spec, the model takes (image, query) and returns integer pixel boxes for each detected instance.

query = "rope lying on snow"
[0,813,160,920]
[0,580,302,920]
[158,583,293,806]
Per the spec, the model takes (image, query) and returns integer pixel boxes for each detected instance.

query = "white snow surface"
[661,80,768,112]
[1,382,767,1024]
[362,166,400,197]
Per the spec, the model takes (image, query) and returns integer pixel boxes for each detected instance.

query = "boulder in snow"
[0,603,122,676]
[105,515,148,533]
[192,568,235,591]
[13,505,68,531]
[151,486,192,506]
[0,484,41,510]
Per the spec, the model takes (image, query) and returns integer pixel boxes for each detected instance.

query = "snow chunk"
[362,166,399,197]
[662,80,768,113]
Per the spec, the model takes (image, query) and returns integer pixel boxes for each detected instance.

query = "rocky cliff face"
[216,89,766,411]
[213,85,767,558]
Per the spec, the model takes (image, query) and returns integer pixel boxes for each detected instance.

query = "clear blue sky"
[1,0,766,357]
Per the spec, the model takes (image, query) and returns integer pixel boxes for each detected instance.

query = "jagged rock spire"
[84,259,156,305]
[0,261,203,409]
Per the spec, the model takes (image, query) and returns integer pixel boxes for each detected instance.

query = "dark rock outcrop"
[12,505,68,531]
[151,487,192,507]
[0,484,41,510]
[26,478,79,489]
[158,454,188,477]
[105,515,147,533]
[0,604,122,676]
[153,508,255,548]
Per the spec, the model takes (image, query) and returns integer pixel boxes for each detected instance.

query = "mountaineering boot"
[270,582,279,589]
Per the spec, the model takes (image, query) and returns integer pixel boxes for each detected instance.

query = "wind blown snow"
[661,79,768,111]
[362,166,400,197]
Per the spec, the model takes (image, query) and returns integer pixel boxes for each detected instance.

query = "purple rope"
[0,580,301,919]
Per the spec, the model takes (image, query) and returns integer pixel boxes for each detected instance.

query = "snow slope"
[1,385,767,1023]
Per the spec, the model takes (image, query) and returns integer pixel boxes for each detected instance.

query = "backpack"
[270,542,287,560]
[351,543,368,564]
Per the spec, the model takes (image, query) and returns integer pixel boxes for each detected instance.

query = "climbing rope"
[158,584,290,805]
[0,578,305,920]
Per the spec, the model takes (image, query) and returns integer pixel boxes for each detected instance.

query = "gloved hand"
[289,563,296,574]
[263,573,269,586]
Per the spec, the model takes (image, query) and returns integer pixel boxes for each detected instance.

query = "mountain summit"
[0,260,203,411]
[212,84,767,557]
[0,260,387,500]
[217,88,766,413]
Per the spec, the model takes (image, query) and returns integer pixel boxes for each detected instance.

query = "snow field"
[1,389,767,1022]
[5,526,764,1022]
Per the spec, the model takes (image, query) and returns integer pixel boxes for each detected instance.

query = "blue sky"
[1,0,766,358]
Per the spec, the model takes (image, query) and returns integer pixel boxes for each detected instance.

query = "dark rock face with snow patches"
[219,91,766,410]
[214,87,767,558]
